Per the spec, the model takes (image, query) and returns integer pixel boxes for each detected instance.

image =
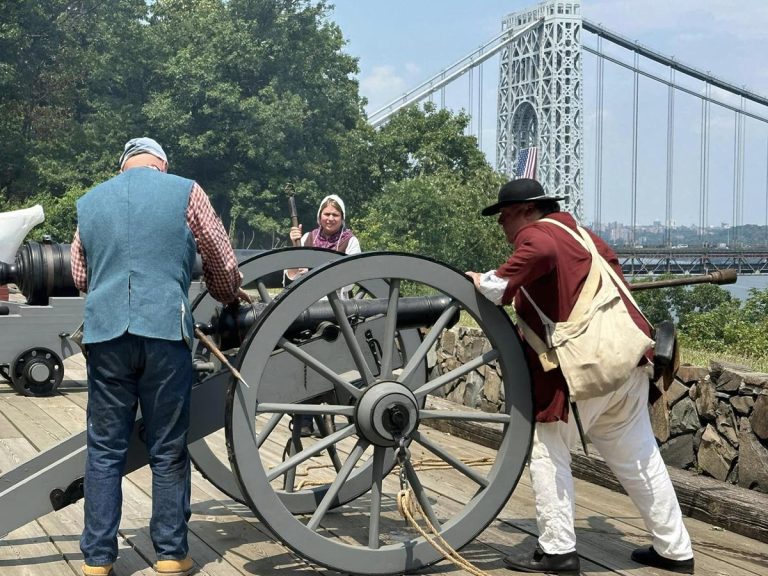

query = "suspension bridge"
[366,0,768,274]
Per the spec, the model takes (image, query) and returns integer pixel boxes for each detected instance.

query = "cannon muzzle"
[629,269,738,291]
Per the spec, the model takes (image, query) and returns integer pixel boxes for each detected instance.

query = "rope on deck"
[396,487,492,576]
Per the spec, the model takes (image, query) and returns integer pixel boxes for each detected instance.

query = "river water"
[723,275,768,301]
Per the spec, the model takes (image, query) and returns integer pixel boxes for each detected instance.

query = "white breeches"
[529,366,693,559]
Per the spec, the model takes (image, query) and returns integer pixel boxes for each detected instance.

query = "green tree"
[143,0,365,247]
[0,0,153,239]
[632,281,733,329]
[369,102,488,187]
[355,168,508,272]
[352,103,509,269]
[631,281,675,325]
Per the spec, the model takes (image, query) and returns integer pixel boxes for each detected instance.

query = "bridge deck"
[1,355,765,576]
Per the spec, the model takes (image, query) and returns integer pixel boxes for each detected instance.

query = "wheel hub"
[354,381,419,447]
[11,348,63,397]
[25,359,53,384]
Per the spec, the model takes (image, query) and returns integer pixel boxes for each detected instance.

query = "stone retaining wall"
[429,326,768,494]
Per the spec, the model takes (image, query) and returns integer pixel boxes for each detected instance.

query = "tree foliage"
[354,103,509,271]
[0,0,153,211]
[143,0,365,247]
[1,0,368,247]
[355,170,509,273]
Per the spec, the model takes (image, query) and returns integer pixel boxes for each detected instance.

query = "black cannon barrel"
[0,242,271,306]
[208,295,459,351]
[0,240,79,305]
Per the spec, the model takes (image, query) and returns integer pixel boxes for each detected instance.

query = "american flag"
[515,146,538,179]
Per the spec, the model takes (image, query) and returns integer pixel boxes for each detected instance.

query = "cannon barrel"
[628,269,738,292]
[205,294,459,350]
[0,241,271,305]
[0,240,79,305]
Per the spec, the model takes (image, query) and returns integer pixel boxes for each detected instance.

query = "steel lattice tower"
[497,0,584,220]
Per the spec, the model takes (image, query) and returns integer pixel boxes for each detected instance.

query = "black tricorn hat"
[481,178,565,216]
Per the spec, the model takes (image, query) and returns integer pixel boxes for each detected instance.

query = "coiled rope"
[396,487,492,576]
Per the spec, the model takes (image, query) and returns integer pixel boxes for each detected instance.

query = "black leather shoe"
[631,546,694,574]
[502,546,580,574]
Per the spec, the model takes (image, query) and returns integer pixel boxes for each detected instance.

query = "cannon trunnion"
[0,248,534,575]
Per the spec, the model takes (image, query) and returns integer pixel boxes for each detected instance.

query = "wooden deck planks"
[1,357,767,575]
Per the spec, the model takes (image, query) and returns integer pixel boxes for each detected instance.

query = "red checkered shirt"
[71,182,241,304]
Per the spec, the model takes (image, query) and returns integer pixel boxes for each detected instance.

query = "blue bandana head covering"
[119,137,167,168]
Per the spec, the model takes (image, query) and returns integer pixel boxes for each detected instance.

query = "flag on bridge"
[515,146,538,179]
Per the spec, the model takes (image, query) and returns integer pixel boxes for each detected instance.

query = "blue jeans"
[80,333,193,566]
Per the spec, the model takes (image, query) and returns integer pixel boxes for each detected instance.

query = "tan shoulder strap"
[537,218,601,321]
[514,310,559,371]
[572,225,651,325]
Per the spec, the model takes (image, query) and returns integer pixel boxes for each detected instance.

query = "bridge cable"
[581,44,768,125]
[699,84,711,243]
[583,19,768,109]
[478,62,483,151]
[367,18,541,128]
[665,68,675,248]
[731,105,745,247]
[594,36,604,232]
[468,66,474,135]
[631,52,639,247]
[737,99,745,247]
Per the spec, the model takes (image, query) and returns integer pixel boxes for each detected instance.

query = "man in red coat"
[466,179,694,575]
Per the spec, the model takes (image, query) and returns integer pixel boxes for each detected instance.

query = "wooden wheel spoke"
[378,279,401,380]
[413,349,499,399]
[327,291,376,386]
[267,425,357,482]
[306,440,369,531]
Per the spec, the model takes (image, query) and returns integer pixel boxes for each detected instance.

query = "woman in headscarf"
[288,194,360,255]
[285,194,361,297]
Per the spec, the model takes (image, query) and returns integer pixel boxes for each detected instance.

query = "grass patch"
[680,348,768,372]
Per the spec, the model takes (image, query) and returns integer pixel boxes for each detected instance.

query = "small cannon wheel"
[226,253,533,575]
[10,347,64,397]
[189,248,424,512]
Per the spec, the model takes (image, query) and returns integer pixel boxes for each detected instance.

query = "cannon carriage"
[0,248,535,575]
[0,240,263,397]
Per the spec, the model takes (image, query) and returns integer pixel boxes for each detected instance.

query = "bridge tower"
[497,0,584,220]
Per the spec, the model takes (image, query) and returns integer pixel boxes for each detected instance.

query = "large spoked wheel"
[189,248,424,511]
[226,253,533,575]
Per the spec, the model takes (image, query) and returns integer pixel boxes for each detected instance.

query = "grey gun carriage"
[0,240,261,396]
[0,239,84,396]
[0,248,536,575]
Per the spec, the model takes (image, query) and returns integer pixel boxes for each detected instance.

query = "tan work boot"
[81,564,114,576]
[154,557,194,575]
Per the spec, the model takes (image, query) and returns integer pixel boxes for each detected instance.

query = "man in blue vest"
[71,137,248,576]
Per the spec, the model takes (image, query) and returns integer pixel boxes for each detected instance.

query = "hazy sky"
[328,1,768,227]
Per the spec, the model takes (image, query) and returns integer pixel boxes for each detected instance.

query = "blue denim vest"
[76,168,197,345]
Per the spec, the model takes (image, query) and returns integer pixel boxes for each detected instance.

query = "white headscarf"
[316,194,346,225]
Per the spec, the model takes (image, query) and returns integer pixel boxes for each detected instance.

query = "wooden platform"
[1,355,766,575]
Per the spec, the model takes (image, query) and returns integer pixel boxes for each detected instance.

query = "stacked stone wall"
[429,327,768,494]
